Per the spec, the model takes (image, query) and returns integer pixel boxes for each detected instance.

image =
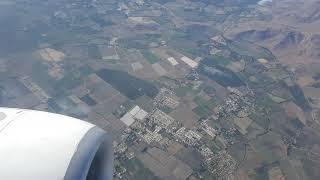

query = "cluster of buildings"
[153,88,180,109]
[200,120,217,138]
[211,35,227,47]
[149,109,175,129]
[219,127,240,145]
[214,87,251,119]
[113,84,243,179]
[116,99,180,145]
[172,124,236,178]
[185,70,200,81]
[203,149,237,179]
[135,108,181,144]
[175,127,202,147]
[113,164,127,179]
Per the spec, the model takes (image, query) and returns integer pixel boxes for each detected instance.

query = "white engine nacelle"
[0,108,113,180]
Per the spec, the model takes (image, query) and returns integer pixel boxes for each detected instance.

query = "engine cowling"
[0,108,113,180]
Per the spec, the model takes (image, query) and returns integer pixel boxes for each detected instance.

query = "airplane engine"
[0,108,113,180]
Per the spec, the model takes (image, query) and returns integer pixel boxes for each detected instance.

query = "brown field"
[226,60,245,72]
[170,105,199,129]
[268,166,285,180]
[38,48,65,62]
[281,101,307,125]
[136,147,192,180]
[297,76,315,87]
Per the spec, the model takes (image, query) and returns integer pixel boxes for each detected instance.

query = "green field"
[124,158,160,180]
[175,84,202,97]
[192,96,215,118]
[141,50,159,64]
[229,39,276,61]
[206,55,232,66]
[88,45,102,59]
[194,96,208,106]
[256,94,281,112]
[248,111,269,129]
[135,95,154,112]
[159,105,173,114]
[31,62,85,96]
[200,170,218,180]
[79,65,94,76]
[175,86,189,97]
[193,106,212,118]
[97,68,159,100]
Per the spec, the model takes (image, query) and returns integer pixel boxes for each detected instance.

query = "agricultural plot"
[141,50,160,64]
